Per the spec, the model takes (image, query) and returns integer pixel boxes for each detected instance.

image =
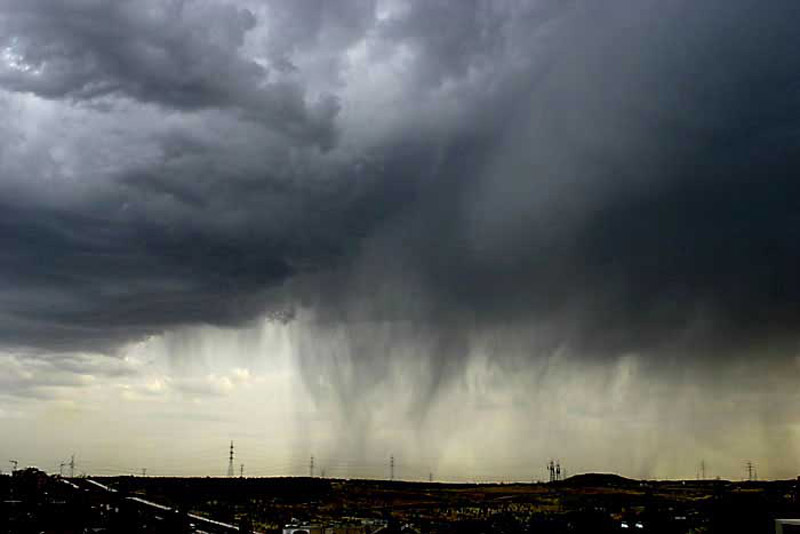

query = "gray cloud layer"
[0,0,339,145]
[1,0,799,377]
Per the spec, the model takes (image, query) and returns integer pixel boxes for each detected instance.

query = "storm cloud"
[1,0,800,388]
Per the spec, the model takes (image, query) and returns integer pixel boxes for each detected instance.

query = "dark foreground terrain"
[2,469,799,533]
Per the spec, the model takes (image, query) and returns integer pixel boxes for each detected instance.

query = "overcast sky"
[1,0,799,481]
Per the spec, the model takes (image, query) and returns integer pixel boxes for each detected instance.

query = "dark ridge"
[560,473,639,487]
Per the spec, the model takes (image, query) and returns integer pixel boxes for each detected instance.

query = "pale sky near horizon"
[1,0,799,481]
[3,314,798,481]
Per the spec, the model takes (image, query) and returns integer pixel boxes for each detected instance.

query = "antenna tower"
[390,455,395,481]
[227,442,235,477]
[309,456,315,477]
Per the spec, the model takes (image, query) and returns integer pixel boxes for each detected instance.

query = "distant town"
[2,465,799,533]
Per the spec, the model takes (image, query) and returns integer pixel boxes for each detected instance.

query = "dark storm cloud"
[453,0,800,362]
[293,0,800,386]
[1,0,800,372]
[377,0,507,86]
[0,0,338,146]
[261,0,376,62]
[0,136,425,351]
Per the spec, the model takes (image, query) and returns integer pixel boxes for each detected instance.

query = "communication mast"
[227,442,235,477]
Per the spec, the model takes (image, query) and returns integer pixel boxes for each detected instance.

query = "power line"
[28,451,609,483]
[547,460,564,482]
